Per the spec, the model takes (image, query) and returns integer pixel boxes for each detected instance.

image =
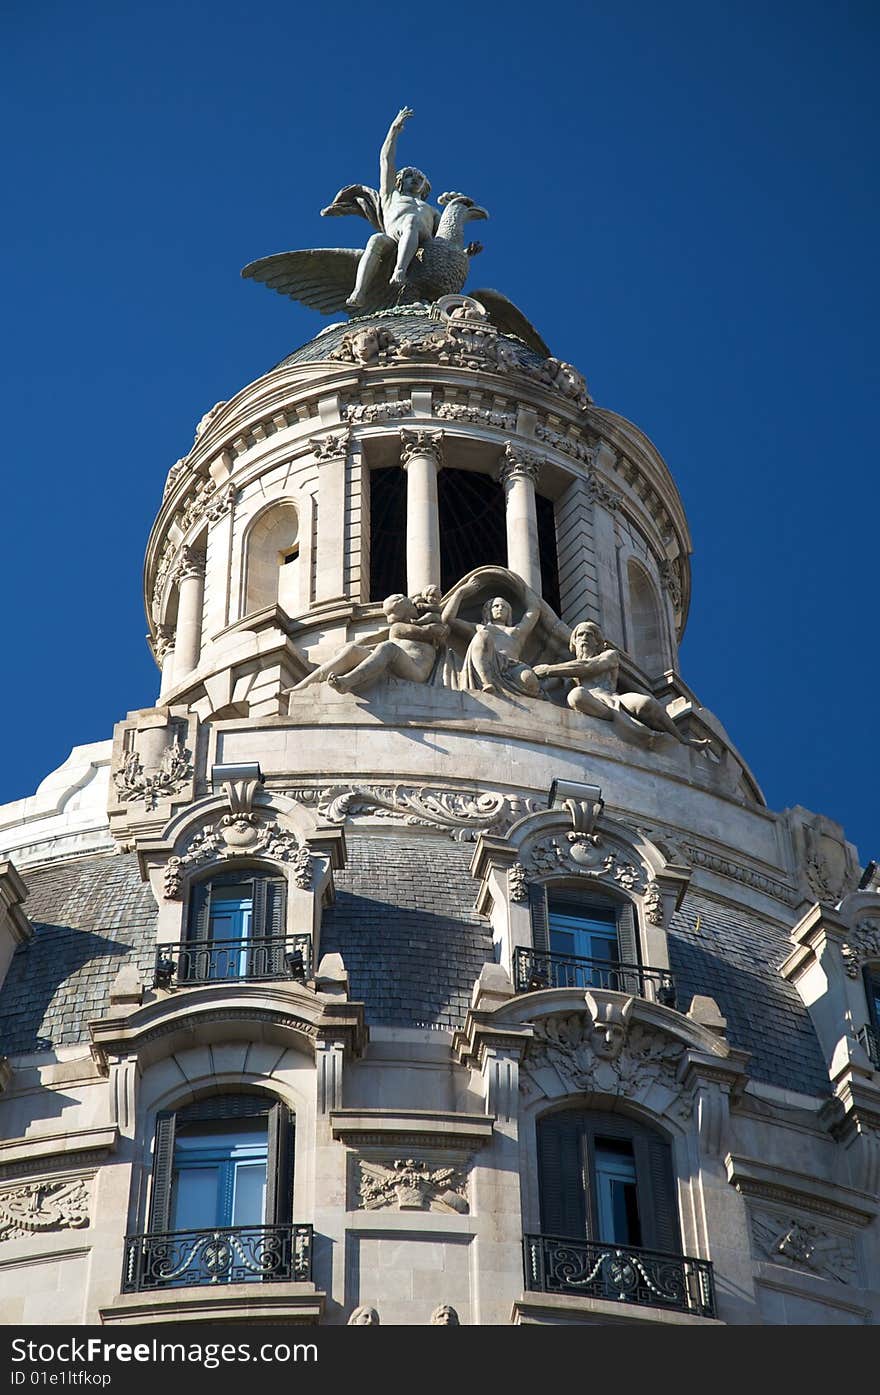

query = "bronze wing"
[467,288,551,358]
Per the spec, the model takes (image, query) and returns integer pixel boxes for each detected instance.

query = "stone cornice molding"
[399,426,444,470]
[330,1110,494,1150]
[725,1152,877,1227]
[0,1126,118,1182]
[89,982,367,1074]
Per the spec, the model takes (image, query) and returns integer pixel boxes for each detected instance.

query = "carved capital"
[152,624,175,663]
[400,427,444,470]
[173,545,205,583]
[309,427,352,462]
[499,444,542,489]
[586,470,620,512]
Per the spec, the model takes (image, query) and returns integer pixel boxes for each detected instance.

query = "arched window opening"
[525,1108,715,1317]
[537,1109,676,1249]
[518,885,674,1005]
[244,503,300,616]
[861,967,880,1068]
[627,560,665,677]
[123,1094,305,1291]
[535,493,561,617]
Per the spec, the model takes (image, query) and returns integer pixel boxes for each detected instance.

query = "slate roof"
[0,839,830,1097]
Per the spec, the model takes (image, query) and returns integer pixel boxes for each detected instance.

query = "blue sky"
[1,1,877,861]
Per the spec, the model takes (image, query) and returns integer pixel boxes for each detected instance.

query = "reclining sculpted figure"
[290,593,447,695]
[534,621,711,747]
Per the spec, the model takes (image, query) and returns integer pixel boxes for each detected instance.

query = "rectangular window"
[547,900,621,989]
[594,1139,642,1247]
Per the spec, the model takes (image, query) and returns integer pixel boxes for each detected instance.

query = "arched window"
[527,1106,715,1316]
[627,559,665,677]
[126,1093,299,1291]
[243,502,300,616]
[537,1106,679,1253]
[166,870,307,985]
[862,967,880,1067]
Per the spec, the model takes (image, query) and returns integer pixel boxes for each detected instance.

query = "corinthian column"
[171,546,205,684]
[400,428,443,596]
[499,444,542,592]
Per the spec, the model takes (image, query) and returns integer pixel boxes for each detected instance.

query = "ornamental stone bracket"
[453,974,747,1143]
[108,706,199,847]
[781,893,880,1072]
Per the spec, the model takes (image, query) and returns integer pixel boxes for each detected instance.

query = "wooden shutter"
[148,1112,177,1233]
[186,880,212,943]
[266,1101,295,1225]
[615,900,639,964]
[529,883,550,952]
[863,968,880,1030]
[537,1110,588,1239]
[637,1128,680,1255]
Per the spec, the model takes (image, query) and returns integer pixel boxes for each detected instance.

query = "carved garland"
[164,816,313,899]
[113,735,192,810]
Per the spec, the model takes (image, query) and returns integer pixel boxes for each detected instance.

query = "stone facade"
[0,280,877,1327]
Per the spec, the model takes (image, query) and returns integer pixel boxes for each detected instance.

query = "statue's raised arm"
[380,106,413,198]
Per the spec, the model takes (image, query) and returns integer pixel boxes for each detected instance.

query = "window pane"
[232,1162,267,1226]
[595,1141,641,1247]
[171,1167,219,1231]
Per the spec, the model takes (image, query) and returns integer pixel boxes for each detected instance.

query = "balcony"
[153,934,312,988]
[122,1223,313,1292]
[858,1024,880,1070]
[513,947,675,1006]
[523,1233,715,1319]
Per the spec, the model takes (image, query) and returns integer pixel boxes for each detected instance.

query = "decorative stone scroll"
[750,1208,857,1285]
[287,783,541,842]
[520,998,691,1124]
[164,815,313,898]
[0,1178,91,1241]
[356,1157,469,1215]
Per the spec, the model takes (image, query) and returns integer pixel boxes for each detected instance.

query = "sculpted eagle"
[241,107,550,358]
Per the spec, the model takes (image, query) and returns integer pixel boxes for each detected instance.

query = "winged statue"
[242,107,550,358]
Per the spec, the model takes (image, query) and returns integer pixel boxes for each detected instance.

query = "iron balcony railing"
[122,1223,313,1291]
[858,1024,880,1070]
[523,1233,716,1319]
[153,934,311,988]
[513,946,676,1006]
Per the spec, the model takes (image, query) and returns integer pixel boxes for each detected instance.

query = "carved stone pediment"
[163,813,312,899]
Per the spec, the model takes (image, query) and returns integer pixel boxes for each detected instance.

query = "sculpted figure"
[534,622,710,747]
[290,593,447,694]
[441,575,542,697]
[348,1305,380,1325]
[430,1304,460,1326]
